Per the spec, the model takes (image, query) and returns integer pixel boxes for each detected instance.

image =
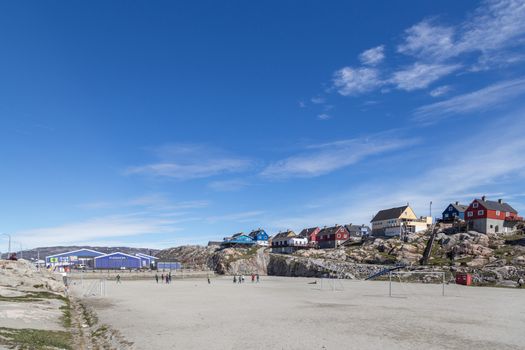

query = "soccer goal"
[388,271,446,298]
[317,277,345,291]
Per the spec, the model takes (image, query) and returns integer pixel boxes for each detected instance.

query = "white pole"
[389,272,392,297]
[442,272,445,296]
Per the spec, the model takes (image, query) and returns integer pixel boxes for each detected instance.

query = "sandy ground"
[77,277,525,350]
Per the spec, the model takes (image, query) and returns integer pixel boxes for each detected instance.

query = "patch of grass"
[0,291,66,303]
[0,327,72,350]
[60,298,72,328]
[79,302,97,327]
[92,325,108,338]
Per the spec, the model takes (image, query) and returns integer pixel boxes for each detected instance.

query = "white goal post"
[388,271,446,297]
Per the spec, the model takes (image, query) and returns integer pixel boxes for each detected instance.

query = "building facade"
[271,230,307,254]
[45,249,105,268]
[94,252,142,269]
[317,225,350,249]
[249,229,269,246]
[345,224,371,238]
[298,227,320,247]
[442,202,468,221]
[371,205,432,236]
[465,196,522,234]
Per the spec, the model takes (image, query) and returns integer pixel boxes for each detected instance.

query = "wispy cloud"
[260,132,418,179]
[414,77,525,123]
[208,179,249,192]
[126,144,253,180]
[429,85,452,97]
[333,67,383,96]
[390,63,461,91]
[311,96,326,104]
[317,113,331,120]
[359,45,385,66]
[270,110,525,230]
[330,0,525,98]
[16,214,180,248]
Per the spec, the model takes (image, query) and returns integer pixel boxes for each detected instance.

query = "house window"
[467,211,473,217]
[478,210,484,215]
[444,214,449,218]
[449,207,453,211]
[496,210,500,216]
[473,202,478,208]
[506,212,510,217]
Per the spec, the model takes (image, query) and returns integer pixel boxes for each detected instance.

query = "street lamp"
[1,233,11,258]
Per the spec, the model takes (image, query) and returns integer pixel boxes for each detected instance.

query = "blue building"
[442,201,468,221]
[45,249,104,268]
[221,233,256,247]
[94,252,142,269]
[135,253,158,268]
[249,228,269,246]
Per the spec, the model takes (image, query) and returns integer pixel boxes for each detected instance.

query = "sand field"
[76,277,525,350]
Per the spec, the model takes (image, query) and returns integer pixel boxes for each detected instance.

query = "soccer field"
[77,277,524,350]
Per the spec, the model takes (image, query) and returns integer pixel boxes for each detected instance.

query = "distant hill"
[1,246,160,260]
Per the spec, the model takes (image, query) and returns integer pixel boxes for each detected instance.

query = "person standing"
[256,274,260,283]
[161,273,164,282]
[251,273,255,283]
[116,274,121,284]
[168,272,172,283]
[233,275,237,283]
[155,274,159,283]
[207,274,211,284]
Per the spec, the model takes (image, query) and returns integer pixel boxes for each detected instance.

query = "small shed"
[94,252,141,269]
[136,253,159,268]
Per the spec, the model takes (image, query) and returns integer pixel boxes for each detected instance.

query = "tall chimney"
[498,198,503,204]
[455,201,459,205]
[481,195,486,201]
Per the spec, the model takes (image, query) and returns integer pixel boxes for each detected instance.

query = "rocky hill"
[156,226,525,287]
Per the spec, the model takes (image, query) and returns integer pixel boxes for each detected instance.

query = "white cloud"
[126,144,252,180]
[414,77,525,123]
[398,0,525,65]
[317,113,331,120]
[311,96,326,104]
[333,67,383,96]
[359,45,385,66]
[208,179,249,192]
[260,133,418,179]
[15,214,180,248]
[397,20,456,61]
[390,63,461,91]
[429,85,452,97]
[270,111,525,230]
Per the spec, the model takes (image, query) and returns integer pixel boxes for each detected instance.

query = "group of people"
[233,273,259,284]
[155,272,172,284]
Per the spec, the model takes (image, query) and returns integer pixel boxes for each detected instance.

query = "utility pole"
[1,233,11,257]
[430,201,433,220]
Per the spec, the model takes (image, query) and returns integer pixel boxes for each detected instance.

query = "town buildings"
[370,205,432,237]
[298,227,320,248]
[464,196,523,234]
[317,225,350,249]
[271,230,308,254]
[249,229,270,246]
[345,224,371,238]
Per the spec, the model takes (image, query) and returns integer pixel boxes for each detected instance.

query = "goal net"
[388,271,446,298]
[317,277,345,291]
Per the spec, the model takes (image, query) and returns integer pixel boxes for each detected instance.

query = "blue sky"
[2,0,525,249]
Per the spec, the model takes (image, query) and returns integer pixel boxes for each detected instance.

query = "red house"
[465,196,522,234]
[298,227,320,247]
[317,225,350,249]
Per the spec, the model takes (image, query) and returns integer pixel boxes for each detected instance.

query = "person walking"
[238,275,242,284]
[233,275,237,283]
[518,277,524,288]
[207,274,211,284]
[251,273,255,283]
[165,274,169,284]
[155,274,159,284]
[168,272,172,283]
[116,274,121,284]
[161,273,164,281]
[256,274,260,283]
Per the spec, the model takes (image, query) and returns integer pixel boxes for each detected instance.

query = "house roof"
[475,198,517,213]
[273,230,296,240]
[136,253,159,259]
[46,248,105,259]
[371,206,409,222]
[345,224,371,232]
[94,252,141,260]
[249,229,266,238]
[231,232,244,238]
[449,203,468,212]
[298,227,319,237]
[318,225,348,236]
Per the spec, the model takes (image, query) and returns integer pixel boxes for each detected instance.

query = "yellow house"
[371,205,432,237]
